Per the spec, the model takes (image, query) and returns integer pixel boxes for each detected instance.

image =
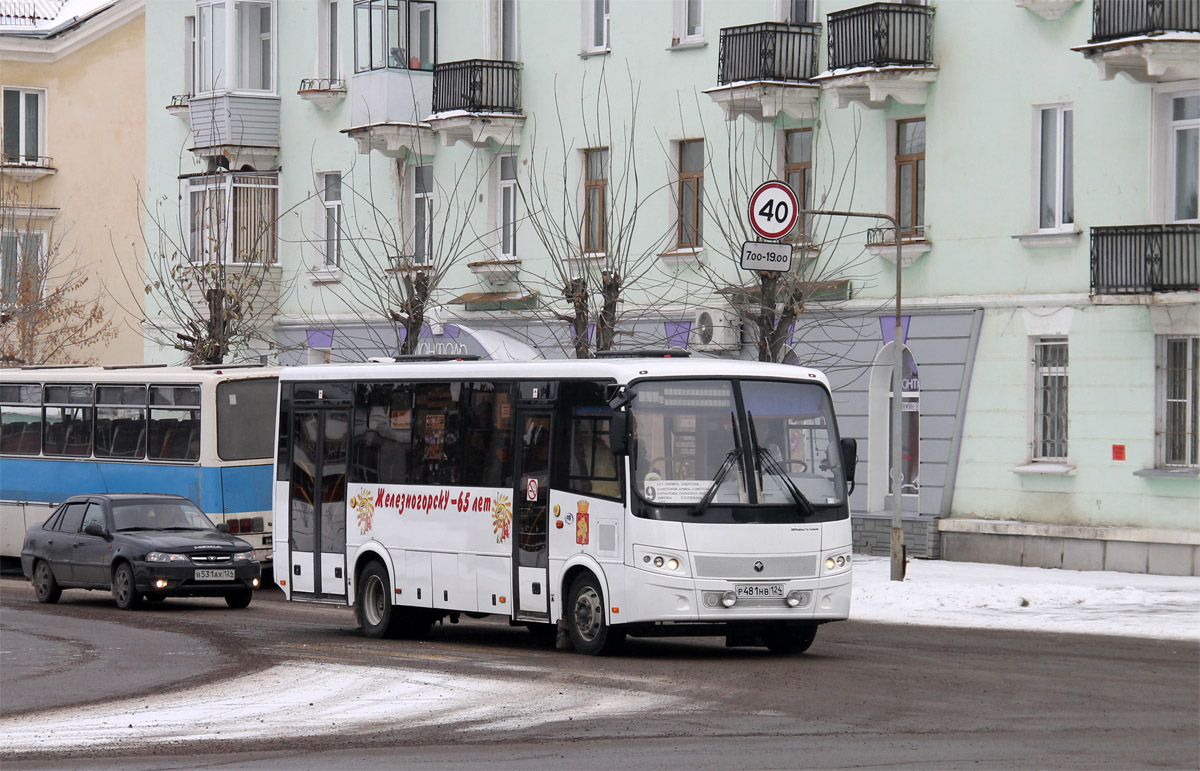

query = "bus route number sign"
[747,180,798,240]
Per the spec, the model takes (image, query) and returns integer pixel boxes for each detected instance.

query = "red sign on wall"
[1112,445,1126,461]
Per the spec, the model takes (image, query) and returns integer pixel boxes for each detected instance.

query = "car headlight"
[146,551,189,563]
[233,551,256,562]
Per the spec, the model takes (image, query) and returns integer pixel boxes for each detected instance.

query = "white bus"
[1,365,279,564]
[272,354,857,655]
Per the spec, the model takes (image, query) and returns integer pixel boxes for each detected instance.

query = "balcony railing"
[717,22,821,85]
[299,78,346,91]
[1090,224,1199,294]
[1,154,54,169]
[432,59,522,114]
[826,2,935,71]
[1089,0,1200,44]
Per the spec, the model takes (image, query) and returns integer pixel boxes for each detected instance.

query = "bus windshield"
[630,378,846,512]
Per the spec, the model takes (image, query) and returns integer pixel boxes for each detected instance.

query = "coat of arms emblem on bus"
[350,489,375,535]
[492,494,512,543]
[575,500,589,545]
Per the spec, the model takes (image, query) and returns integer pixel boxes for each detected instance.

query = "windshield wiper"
[748,412,816,518]
[755,446,817,518]
[689,449,741,518]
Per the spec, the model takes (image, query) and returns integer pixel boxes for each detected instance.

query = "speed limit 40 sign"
[748,180,799,240]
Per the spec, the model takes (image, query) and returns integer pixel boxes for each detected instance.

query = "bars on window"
[1034,338,1068,460]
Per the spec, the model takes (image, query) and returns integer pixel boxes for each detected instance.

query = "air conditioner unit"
[691,305,741,351]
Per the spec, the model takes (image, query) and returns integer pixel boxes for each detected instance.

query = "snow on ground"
[1,558,1195,754]
[851,556,1200,642]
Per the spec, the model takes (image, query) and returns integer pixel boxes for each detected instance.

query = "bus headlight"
[823,553,852,573]
[721,591,737,608]
[786,590,809,607]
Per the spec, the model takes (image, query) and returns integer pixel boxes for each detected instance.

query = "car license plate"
[735,584,784,598]
[195,569,235,581]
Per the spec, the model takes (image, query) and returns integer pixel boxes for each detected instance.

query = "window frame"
[895,117,926,240]
[411,163,434,265]
[320,0,341,81]
[1,86,46,163]
[1031,337,1069,462]
[496,153,518,260]
[193,0,278,95]
[582,0,610,54]
[320,171,343,269]
[1034,103,1074,232]
[583,147,608,255]
[1157,335,1199,469]
[783,128,813,243]
[672,0,704,46]
[353,0,437,74]
[777,0,814,23]
[1,229,45,307]
[676,139,704,250]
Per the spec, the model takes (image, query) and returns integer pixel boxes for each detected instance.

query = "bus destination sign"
[740,241,793,273]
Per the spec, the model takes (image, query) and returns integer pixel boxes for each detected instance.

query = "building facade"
[1,0,146,365]
[142,0,1198,574]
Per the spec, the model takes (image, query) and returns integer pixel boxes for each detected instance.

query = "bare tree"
[0,188,116,365]
[679,101,884,364]
[130,167,286,365]
[507,67,679,359]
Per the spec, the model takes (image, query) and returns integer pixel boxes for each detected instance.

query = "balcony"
[1073,0,1200,83]
[426,59,525,148]
[297,78,347,111]
[703,23,821,122]
[166,94,190,123]
[188,93,281,170]
[1090,224,1199,295]
[0,155,56,182]
[344,66,435,158]
[812,2,938,109]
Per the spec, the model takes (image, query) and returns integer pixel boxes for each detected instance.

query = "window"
[188,172,279,264]
[896,118,925,239]
[2,87,44,162]
[487,0,517,61]
[43,384,92,457]
[217,378,276,460]
[148,385,201,462]
[184,16,197,95]
[353,0,436,73]
[780,0,813,23]
[321,172,342,268]
[677,139,704,249]
[1159,336,1198,468]
[412,163,433,264]
[498,154,517,259]
[559,382,620,500]
[1036,104,1074,231]
[583,0,610,52]
[584,148,608,254]
[94,385,147,459]
[414,383,460,485]
[1033,338,1068,461]
[0,383,41,455]
[1170,92,1198,222]
[1,230,44,306]
[673,0,703,45]
[320,0,341,81]
[784,128,812,242]
[193,1,276,93]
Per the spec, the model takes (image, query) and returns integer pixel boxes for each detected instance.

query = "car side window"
[56,502,87,534]
[81,503,106,534]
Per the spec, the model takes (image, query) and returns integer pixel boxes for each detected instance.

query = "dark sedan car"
[21,493,261,610]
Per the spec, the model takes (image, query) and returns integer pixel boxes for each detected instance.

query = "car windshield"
[111,501,217,532]
[630,378,845,510]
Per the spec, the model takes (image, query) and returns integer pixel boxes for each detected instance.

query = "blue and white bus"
[1,365,279,564]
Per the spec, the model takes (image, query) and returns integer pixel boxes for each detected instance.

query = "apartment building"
[142,0,1198,574]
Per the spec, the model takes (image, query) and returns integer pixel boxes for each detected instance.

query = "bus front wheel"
[762,622,818,654]
[357,561,400,638]
[566,574,625,656]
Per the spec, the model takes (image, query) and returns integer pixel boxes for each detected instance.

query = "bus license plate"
[736,584,784,598]
[195,569,234,581]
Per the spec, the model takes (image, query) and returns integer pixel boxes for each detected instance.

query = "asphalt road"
[1,575,1197,770]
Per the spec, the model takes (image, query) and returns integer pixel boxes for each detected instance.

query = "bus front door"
[288,409,348,599]
[513,410,551,619]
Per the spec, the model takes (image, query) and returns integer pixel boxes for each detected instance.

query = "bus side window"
[414,383,459,486]
[352,382,412,485]
[464,382,515,489]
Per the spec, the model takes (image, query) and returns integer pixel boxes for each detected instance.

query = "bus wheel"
[112,563,143,610]
[357,561,400,639]
[225,589,253,609]
[32,560,61,604]
[762,622,818,655]
[567,574,625,656]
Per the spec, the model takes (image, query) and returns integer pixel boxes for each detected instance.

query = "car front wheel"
[32,560,61,604]
[225,589,253,609]
[112,563,142,610]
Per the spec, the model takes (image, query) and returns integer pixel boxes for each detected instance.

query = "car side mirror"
[217,522,230,534]
[839,438,858,483]
[83,523,109,540]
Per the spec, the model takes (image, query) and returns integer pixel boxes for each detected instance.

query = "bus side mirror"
[609,411,629,456]
[839,438,858,483]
